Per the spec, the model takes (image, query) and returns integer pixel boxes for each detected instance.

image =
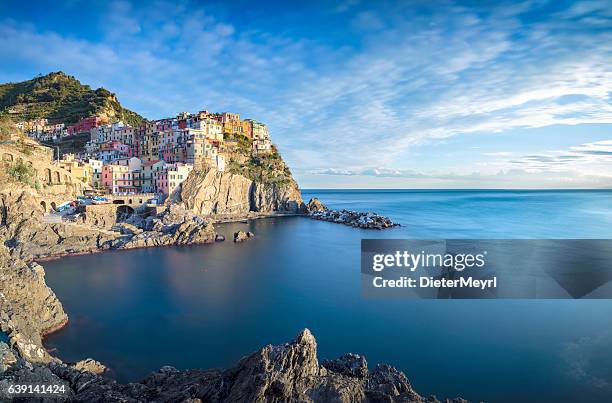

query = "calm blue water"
[43,190,612,403]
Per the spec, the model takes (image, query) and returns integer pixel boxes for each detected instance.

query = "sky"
[1,0,611,188]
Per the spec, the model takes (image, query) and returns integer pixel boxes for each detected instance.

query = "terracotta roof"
[142,159,161,166]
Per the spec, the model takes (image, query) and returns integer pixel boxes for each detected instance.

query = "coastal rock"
[114,222,143,235]
[0,329,467,402]
[310,209,398,230]
[72,358,107,375]
[233,230,254,242]
[322,353,368,378]
[0,342,17,372]
[121,220,215,249]
[180,168,306,217]
[180,169,256,215]
[306,197,327,213]
[251,180,306,213]
[0,245,67,364]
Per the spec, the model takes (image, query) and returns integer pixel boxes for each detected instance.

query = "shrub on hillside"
[6,161,36,186]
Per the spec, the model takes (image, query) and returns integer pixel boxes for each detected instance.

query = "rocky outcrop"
[233,230,254,242]
[0,251,67,363]
[0,341,17,373]
[310,209,399,229]
[83,204,120,228]
[306,197,327,213]
[180,168,306,217]
[72,358,107,375]
[251,179,305,214]
[120,204,216,249]
[0,329,468,402]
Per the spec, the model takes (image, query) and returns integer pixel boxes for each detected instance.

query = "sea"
[42,189,612,403]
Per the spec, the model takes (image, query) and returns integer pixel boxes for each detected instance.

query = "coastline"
[41,318,69,338]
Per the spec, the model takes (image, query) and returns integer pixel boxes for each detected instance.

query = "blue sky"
[1,0,611,188]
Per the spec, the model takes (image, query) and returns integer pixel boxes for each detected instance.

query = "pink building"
[154,163,193,195]
[67,116,107,135]
[102,164,140,194]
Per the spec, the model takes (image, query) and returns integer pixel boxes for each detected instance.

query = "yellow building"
[58,154,94,186]
[222,112,252,138]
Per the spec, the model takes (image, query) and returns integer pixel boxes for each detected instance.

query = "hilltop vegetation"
[0,72,143,126]
[226,134,293,185]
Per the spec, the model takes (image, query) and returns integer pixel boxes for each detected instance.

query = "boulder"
[233,230,254,242]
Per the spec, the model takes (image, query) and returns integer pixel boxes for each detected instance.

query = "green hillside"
[0,72,143,126]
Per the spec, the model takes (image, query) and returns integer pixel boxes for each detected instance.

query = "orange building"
[221,112,252,139]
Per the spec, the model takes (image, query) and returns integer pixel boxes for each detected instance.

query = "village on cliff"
[19,111,272,198]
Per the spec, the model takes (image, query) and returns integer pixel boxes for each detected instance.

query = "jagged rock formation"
[0,329,468,402]
[71,358,107,375]
[0,248,67,363]
[180,167,305,216]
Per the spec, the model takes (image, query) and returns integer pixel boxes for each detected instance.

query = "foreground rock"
[310,209,399,229]
[233,230,254,242]
[0,329,467,402]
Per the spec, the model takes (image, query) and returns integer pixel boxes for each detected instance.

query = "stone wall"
[0,142,84,193]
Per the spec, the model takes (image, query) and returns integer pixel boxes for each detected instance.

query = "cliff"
[180,168,305,216]
[180,140,305,216]
[0,72,143,126]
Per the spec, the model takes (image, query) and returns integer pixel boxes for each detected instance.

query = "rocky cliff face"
[180,168,305,216]
[0,250,66,364]
[0,329,468,402]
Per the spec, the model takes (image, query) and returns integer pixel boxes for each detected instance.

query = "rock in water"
[309,209,398,229]
[233,230,254,242]
[306,197,327,213]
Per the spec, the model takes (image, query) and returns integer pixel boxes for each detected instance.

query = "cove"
[43,190,612,403]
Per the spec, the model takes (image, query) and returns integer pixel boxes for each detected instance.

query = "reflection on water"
[43,190,612,403]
